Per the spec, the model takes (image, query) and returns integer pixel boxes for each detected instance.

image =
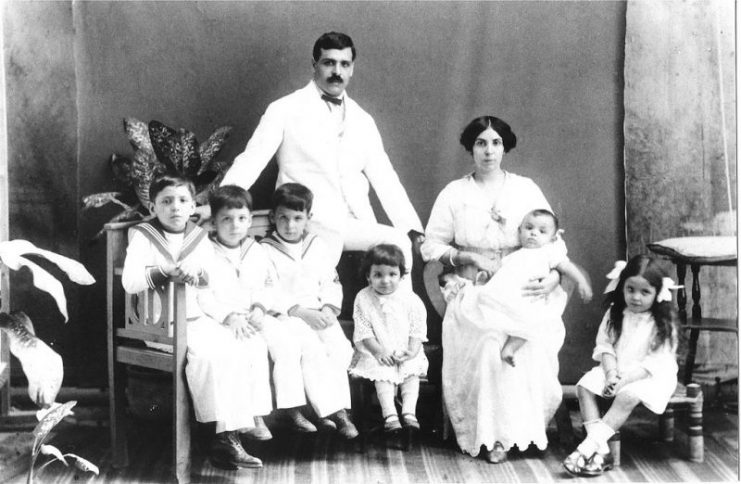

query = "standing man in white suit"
[219,31,423,273]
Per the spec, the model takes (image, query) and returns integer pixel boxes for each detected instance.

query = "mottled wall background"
[624,0,737,381]
[5,1,626,385]
[3,2,80,381]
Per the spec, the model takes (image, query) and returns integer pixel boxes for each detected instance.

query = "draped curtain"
[624,0,737,380]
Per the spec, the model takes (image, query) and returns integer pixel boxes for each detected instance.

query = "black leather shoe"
[210,431,262,469]
[317,417,337,432]
[331,410,359,440]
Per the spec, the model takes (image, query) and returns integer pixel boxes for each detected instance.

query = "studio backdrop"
[5,1,625,385]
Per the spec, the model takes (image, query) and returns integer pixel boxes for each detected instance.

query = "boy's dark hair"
[313,31,356,61]
[209,184,253,216]
[526,209,559,231]
[271,183,313,213]
[148,174,196,203]
[359,244,407,278]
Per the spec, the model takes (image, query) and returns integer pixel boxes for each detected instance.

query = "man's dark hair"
[313,32,356,61]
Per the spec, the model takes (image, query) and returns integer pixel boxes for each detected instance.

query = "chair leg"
[110,361,129,468]
[173,367,191,483]
[349,377,367,434]
[688,390,704,463]
[608,431,621,466]
[441,397,451,442]
[554,400,577,447]
[659,407,675,442]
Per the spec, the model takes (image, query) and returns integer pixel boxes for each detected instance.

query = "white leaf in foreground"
[66,453,100,475]
[39,444,68,465]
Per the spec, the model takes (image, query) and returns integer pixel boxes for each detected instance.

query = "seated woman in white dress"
[421,116,569,463]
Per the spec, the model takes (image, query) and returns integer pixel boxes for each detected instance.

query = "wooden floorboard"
[2,405,737,483]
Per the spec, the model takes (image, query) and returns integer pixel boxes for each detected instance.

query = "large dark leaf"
[148,121,201,177]
[131,149,162,207]
[177,128,201,178]
[123,118,154,153]
[148,120,180,174]
[198,126,232,174]
[109,154,133,187]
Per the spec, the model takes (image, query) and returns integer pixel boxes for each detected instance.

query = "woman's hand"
[469,253,500,274]
[522,270,560,297]
[319,306,339,327]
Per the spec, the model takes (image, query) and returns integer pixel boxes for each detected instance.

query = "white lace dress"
[349,286,428,384]
[421,172,567,456]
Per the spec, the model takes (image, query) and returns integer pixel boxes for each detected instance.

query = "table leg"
[683,264,702,385]
[676,263,687,324]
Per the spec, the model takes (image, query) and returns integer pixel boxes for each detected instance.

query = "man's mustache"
[327,75,343,83]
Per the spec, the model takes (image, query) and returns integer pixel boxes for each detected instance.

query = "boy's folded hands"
[223,312,259,340]
[160,261,204,286]
[248,307,265,330]
[295,307,338,330]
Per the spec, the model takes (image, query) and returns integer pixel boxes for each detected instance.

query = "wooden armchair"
[106,221,191,483]
[106,211,271,484]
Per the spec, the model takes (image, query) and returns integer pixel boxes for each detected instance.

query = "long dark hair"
[606,255,677,350]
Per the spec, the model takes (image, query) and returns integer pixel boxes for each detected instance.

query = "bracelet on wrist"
[448,249,458,267]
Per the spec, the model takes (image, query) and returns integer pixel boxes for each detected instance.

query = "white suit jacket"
[221,82,423,233]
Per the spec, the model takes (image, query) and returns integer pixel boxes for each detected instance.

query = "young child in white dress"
[449,209,592,366]
[122,175,263,469]
[349,244,428,433]
[563,255,679,477]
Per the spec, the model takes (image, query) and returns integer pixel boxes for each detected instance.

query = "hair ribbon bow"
[603,260,627,294]
[657,277,683,303]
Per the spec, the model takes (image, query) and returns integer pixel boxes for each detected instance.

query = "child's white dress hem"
[577,309,678,415]
[349,287,428,385]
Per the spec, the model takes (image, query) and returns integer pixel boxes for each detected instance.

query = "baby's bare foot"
[501,336,525,367]
[501,346,516,367]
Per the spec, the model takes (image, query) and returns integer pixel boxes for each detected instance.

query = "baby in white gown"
[445,209,593,366]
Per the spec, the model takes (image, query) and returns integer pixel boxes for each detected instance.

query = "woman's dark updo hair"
[459,116,517,154]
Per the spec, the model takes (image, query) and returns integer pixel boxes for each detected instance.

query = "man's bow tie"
[321,94,343,106]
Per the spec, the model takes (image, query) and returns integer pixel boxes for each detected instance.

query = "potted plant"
[0,240,98,482]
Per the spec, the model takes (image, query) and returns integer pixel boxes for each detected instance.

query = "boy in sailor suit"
[121,175,264,469]
[198,185,327,434]
[261,183,359,439]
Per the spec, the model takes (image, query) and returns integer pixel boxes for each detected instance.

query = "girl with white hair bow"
[563,255,680,477]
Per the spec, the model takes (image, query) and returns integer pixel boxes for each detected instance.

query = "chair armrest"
[422,260,446,318]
